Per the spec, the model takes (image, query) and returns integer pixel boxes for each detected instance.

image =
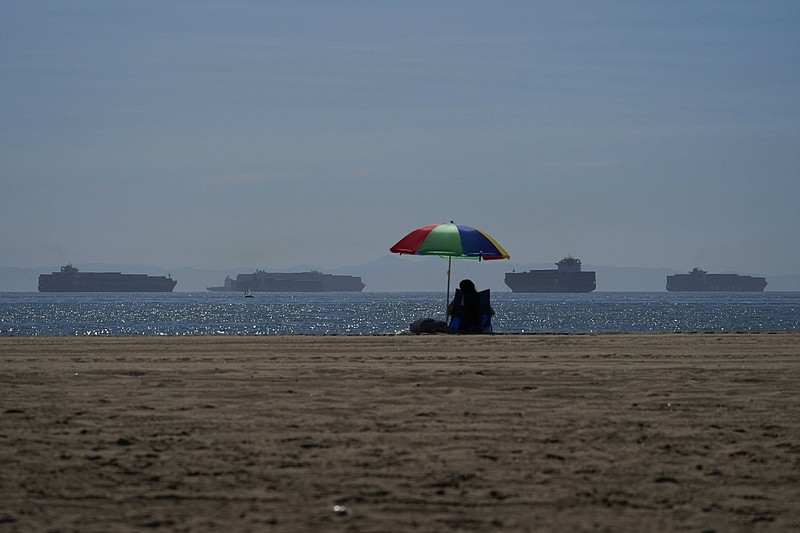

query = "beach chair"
[448,288,493,333]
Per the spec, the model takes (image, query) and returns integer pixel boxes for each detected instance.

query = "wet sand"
[2,332,799,532]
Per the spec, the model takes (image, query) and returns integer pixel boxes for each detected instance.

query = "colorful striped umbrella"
[390,221,509,309]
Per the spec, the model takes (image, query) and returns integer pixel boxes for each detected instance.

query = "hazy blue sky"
[2,1,799,275]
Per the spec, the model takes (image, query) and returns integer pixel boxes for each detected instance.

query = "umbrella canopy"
[390,222,509,312]
[390,221,509,260]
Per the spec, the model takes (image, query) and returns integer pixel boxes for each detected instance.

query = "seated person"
[447,279,494,333]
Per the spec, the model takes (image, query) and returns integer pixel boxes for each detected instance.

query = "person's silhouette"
[447,279,494,333]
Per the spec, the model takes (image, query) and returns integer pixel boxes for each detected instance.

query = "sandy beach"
[2,332,799,532]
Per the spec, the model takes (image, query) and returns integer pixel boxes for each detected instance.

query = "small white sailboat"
[244,287,254,298]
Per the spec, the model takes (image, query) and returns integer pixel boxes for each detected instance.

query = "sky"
[2,1,799,276]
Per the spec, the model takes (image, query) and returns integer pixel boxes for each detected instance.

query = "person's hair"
[459,279,476,294]
[459,279,480,330]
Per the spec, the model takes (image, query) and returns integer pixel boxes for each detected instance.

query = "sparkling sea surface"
[1,291,798,336]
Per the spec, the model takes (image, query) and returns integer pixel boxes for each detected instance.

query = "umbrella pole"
[446,256,452,317]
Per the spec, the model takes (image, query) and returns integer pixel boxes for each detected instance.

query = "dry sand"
[2,332,799,532]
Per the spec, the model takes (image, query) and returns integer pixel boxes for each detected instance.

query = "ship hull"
[38,271,177,292]
[504,271,596,293]
[666,273,766,292]
[208,271,365,292]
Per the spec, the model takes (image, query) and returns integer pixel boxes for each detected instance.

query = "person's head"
[459,279,476,293]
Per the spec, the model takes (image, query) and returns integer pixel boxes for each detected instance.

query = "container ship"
[666,268,767,292]
[504,257,596,293]
[207,270,365,292]
[38,265,177,292]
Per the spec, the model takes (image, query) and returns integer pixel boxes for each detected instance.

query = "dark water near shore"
[2,292,798,336]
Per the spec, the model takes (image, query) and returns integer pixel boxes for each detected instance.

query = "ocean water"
[1,291,798,336]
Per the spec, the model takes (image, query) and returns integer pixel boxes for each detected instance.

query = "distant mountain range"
[2,259,799,292]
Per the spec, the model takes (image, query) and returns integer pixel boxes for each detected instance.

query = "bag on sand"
[409,317,450,334]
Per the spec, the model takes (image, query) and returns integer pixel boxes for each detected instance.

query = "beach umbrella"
[390,221,510,310]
